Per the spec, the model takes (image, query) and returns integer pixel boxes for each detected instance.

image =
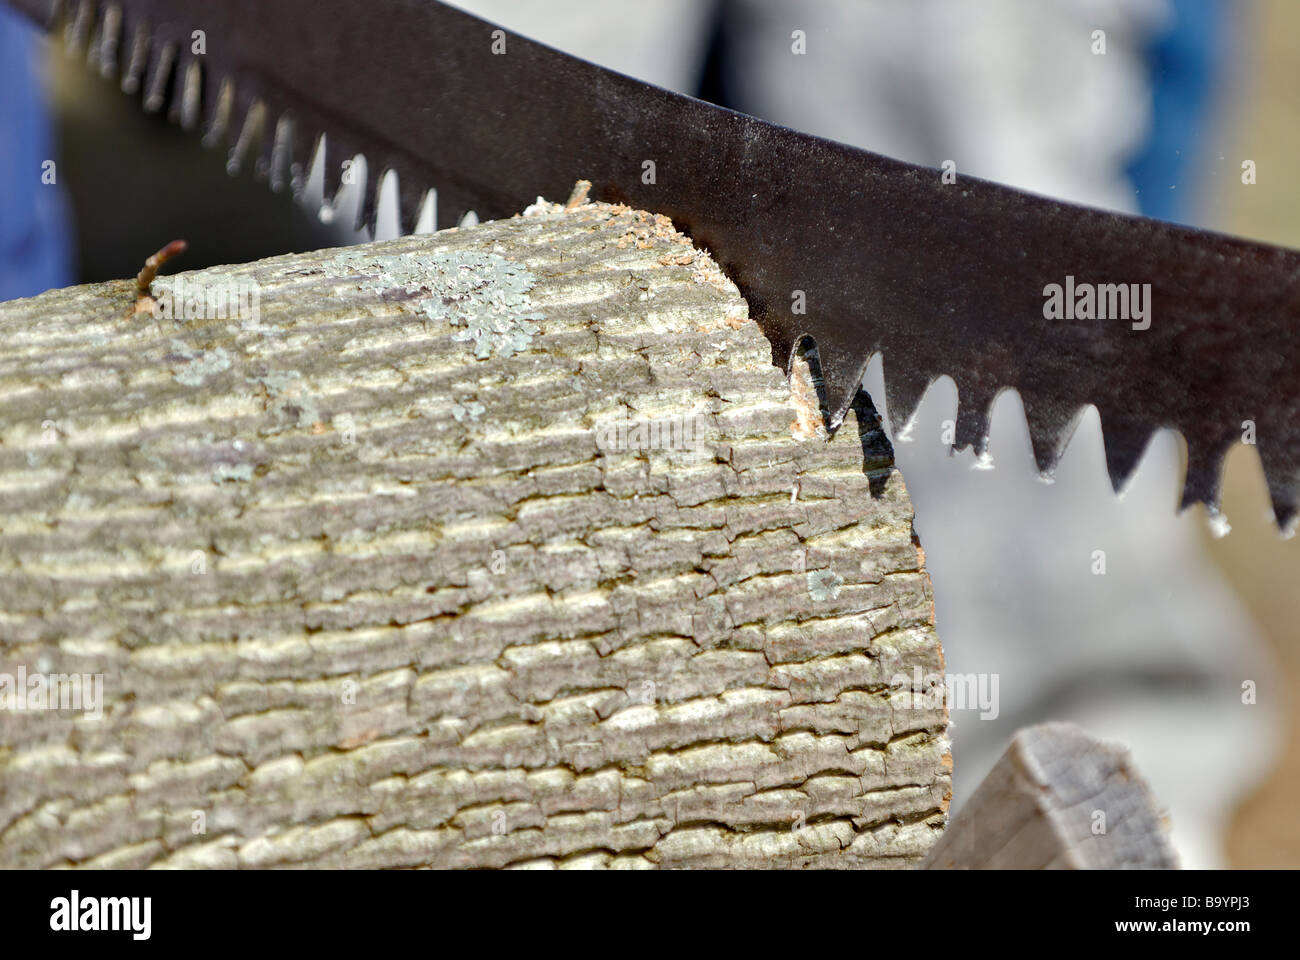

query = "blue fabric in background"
[1126,0,1231,225]
[0,4,73,301]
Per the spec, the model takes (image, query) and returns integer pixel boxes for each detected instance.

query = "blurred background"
[2,0,1298,867]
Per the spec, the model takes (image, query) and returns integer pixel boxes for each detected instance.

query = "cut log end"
[923,722,1179,870]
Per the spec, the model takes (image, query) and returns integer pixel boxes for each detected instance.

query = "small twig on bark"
[564,180,592,211]
[129,239,188,318]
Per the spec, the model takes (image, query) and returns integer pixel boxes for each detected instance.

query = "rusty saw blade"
[9,0,1300,527]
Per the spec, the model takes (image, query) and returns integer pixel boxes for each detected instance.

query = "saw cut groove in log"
[0,196,948,869]
[923,723,1178,869]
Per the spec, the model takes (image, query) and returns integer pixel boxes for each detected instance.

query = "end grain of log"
[922,722,1178,869]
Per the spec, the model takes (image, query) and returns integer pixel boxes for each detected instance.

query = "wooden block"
[923,722,1178,869]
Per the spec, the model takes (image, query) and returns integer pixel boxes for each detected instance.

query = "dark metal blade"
[11,0,1300,527]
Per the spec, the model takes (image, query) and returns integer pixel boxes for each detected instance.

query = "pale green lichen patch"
[806,569,844,602]
[212,462,254,483]
[452,400,486,423]
[247,371,321,431]
[170,340,232,387]
[322,248,544,360]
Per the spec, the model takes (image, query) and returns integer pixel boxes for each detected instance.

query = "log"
[0,193,948,868]
[922,722,1178,869]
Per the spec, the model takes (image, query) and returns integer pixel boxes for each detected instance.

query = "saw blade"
[10,0,1300,527]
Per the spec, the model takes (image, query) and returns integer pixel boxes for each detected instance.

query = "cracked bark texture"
[0,198,948,869]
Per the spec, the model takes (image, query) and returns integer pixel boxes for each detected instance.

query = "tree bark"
[0,196,948,868]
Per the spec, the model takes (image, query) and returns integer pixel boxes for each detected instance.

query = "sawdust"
[788,351,826,440]
[517,183,740,297]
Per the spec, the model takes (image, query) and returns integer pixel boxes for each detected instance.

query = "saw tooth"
[299,133,327,211]
[319,130,372,232]
[201,76,235,148]
[1256,424,1300,530]
[1180,434,1229,516]
[142,40,176,114]
[120,20,147,95]
[285,121,319,199]
[141,38,175,113]
[319,133,377,232]
[879,357,932,441]
[315,140,342,222]
[227,98,267,176]
[224,79,276,177]
[62,0,92,55]
[265,99,336,200]
[198,64,230,145]
[1018,389,1085,478]
[822,350,871,435]
[90,2,121,79]
[1094,399,1155,495]
[1266,484,1297,534]
[860,353,889,430]
[320,131,354,215]
[170,57,201,130]
[951,380,998,456]
[268,113,295,193]
[356,155,380,234]
[323,146,366,232]
[396,165,427,236]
